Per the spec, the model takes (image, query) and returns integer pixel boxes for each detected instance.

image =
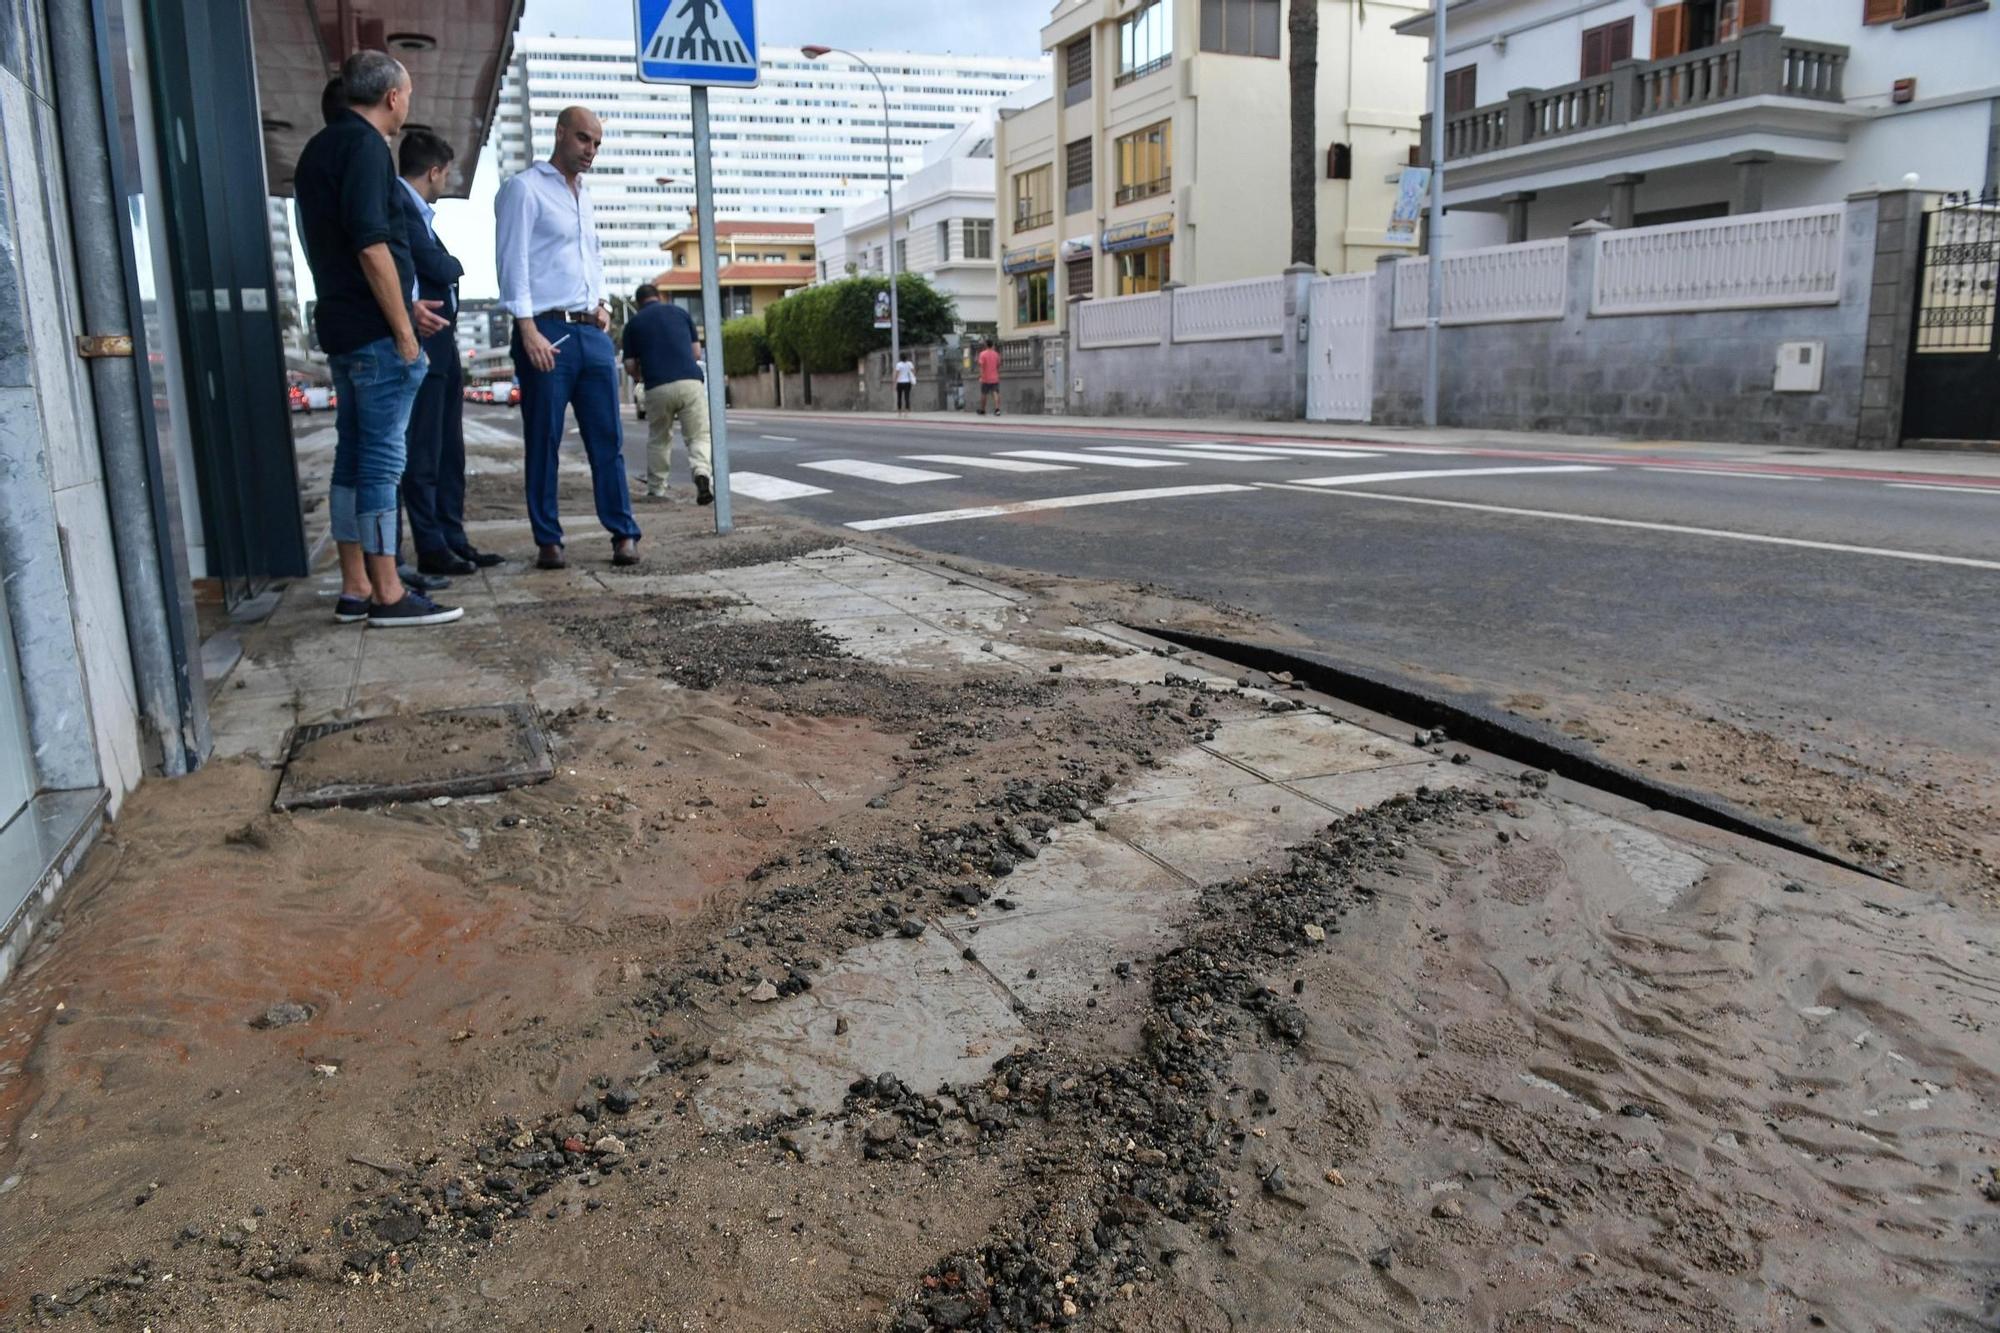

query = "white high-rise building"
[491,37,1045,297]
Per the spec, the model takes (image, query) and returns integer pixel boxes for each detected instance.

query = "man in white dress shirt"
[494,105,641,569]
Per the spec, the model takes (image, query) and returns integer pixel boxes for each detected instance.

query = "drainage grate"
[273,703,555,812]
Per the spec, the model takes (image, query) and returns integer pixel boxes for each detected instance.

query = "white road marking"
[1091,445,1289,462]
[1190,443,1386,459]
[759,434,798,442]
[1639,467,1821,482]
[848,484,1255,532]
[729,472,832,501]
[1885,483,2000,497]
[1261,483,2000,571]
[800,460,959,484]
[998,450,1184,468]
[1292,464,1610,487]
[904,454,1076,472]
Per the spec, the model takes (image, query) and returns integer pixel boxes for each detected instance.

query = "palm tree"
[1289,0,1319,267]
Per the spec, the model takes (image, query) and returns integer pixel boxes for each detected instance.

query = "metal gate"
[1903,189,1999,445]
[1306,274,1374,422]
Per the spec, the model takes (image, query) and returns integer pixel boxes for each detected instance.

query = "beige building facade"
[995,0,1429,338]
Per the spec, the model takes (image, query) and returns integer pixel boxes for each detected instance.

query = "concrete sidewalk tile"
[694,930,1024,1124]
[759,591,909,622]
[1069,654,1241,690]
[1103,748,1267,806]
[1286,761,1484,814]
[1201,712,1430,782]
[1103,783,1334,884]
[954,833,1194,1008]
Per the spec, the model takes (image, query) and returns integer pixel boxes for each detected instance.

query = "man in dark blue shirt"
[293,50,459,627]
[620,285,711,505]
[394,129,499,577]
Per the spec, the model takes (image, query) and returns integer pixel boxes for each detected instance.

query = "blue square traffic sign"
[634,0,760,87]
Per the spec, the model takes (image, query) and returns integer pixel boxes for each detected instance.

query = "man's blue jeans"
[512,316,639,548]
[329,337,427,556]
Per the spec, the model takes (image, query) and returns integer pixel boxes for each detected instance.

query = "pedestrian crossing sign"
[634,0,759,87]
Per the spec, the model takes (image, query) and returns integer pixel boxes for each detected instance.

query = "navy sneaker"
[333,595,370,624]
[367,591,464,628]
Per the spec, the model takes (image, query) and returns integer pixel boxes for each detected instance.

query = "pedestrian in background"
[621,284,713,506]
[977,340,1002,416]
[395,129,499,576]
[495,104,642,569]
[893,352,916,416]
[294,50,460,628]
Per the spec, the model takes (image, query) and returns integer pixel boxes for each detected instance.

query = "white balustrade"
[1170,276,1286,344]
[1392,239,1569,329]
[1074,291,1167,349]
[1592,204,1844,315]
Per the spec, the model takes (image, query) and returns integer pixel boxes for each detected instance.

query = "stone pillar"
[1501,191,1537,244]
[1731,151,1775,215]
[1853,189,1924,450]
[1605,173,1645,229]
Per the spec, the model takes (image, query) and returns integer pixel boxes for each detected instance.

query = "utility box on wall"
[1774,340,1825,393]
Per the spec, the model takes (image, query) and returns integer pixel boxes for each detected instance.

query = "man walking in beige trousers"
[620,283,712,505]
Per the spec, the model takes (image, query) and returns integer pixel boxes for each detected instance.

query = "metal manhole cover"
[273,703,555,811]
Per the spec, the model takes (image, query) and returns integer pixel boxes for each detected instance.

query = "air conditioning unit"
[1774,340,1824,393]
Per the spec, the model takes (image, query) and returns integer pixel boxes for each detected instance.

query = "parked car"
[504,381,521,407]
[298,385,332,413]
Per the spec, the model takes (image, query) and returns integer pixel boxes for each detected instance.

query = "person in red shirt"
[976,340,1002,416]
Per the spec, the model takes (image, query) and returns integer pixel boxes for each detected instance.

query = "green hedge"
[720,315,768,377]
[762,273,958,374]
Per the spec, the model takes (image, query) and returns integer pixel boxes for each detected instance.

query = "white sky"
[292,0,1045,308]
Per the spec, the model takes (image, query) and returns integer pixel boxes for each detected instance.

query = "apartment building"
[651,221,817,321]
[1403,0,2000,242]
[995,0,1430,339]
[493,38,1043,297]
[813,115,1006,332]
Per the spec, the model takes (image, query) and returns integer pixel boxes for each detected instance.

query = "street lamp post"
[802,45,899,379]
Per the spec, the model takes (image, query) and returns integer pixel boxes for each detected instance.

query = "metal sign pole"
[692,85,731,534]
[1422,0,1447,428]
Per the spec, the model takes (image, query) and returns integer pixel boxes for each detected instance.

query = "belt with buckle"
[536,308,597,324]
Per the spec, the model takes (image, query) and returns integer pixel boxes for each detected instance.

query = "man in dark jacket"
[294,50,459,627]
[394,129,499,574]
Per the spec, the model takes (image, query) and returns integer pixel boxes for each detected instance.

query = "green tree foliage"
[720,315,769,377]
[760,274,958,374]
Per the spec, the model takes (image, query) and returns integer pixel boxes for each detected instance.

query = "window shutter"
[1651,5,1686,57]
[1581,25,1607,78]
[1862,0,1903,22]
[1740,0,1771,26]
[1609,18,1634,64]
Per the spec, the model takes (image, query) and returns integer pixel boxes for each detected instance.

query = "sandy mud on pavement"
[0,507,1995,1331]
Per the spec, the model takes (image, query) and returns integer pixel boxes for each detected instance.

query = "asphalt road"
[477,404,2000,761]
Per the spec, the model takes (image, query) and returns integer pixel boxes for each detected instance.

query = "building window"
[1444,66,1478,116]
[818,259,828,281]
[937,220,951,262]
[1580,18,1634,78]
[1116,245,1170,296]
[1065,138,1094,215]
[1118,0,1174,83]
[1013,166,1053,231]
[762,252,785,261]
[1016,270,1054,325]
[1114,121,1172,204]
[1199,0,1280,57]
[895,238,907,272]
[963,218,994,260]
[1872,0,1978,18]
[1064,36,1092,106]
[1067,255,1095,301]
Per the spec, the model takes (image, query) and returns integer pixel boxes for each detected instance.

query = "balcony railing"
[1115,175,1172,206]
[1014,208,1054,232]
[1428,25,1847,163]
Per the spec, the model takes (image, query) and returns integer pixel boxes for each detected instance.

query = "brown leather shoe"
[612,537,640,567]
[536,543,566,570]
